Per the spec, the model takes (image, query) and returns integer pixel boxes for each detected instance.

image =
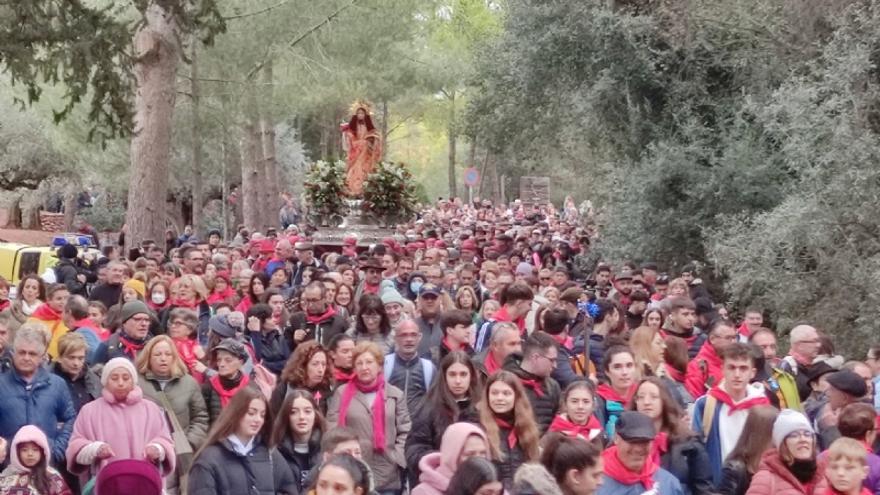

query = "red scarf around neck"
[597,383,637,404]
[602,445,659,491]
[495,417,518,449]
[210,373,250,407]
[549,414,602,440]
[334,367,355,384]
[708,386,770,414]
[485,351,502,376]
[338,377,386,453]
[305,305,337,325]
[650,431,669,465]
[519,376,545,398]
[32,303,62,321]
[549,332,573,350]
[119,334,146,360]
[442,337,467,352]
[169,297,199,310]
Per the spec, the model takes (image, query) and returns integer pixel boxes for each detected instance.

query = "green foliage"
[363,161,419,222]
[303,160,347,216]
[79,193,127,232]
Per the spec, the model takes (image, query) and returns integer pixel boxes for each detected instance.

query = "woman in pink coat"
[412,422,492,495]
[66,357,175,480]
[746,410,828,495]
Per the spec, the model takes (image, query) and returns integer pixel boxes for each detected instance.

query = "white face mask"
[151,293,166,305]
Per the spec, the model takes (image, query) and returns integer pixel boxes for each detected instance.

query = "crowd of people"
[0,195,875,495]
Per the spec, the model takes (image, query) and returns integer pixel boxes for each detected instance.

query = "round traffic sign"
[464,167,480,187]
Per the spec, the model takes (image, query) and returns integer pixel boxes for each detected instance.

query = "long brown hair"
[628,377,690,441]
[725,405,779,473]
[196,388,273,460]
[629,326,662,373]
[424,351,482,421]
[478,370,540,462]
[280,340,331,390]
[270,389,327,447]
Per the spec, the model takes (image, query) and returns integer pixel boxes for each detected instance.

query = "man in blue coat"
[598,411,684,495]
[0,323,76,464]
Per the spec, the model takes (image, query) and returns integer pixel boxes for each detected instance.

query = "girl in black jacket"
[272,390,325,493]
[478,370,541,490]
[188,387,297,495]
[405,351,482,486]
[630,376,714,495]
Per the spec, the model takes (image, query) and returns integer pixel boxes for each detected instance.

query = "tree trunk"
[381,100,389,160]
[250,120,270,231]
[62,184,78,231]
[126,3,180,252]
[240,120,260,231]
[260,63,282,222]
[190,40,204,238]
[447,92,457,199]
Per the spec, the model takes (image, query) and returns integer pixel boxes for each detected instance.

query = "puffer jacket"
[0,366,76,463]
[502,353,561,434]
[188,439,297,495]
[286,310,348,351]
[139,372,210,450]
[405,397,481,486]
[411,423,489,495]
[277,431,322,494]
[661,436,715,495]
[718,459,752,495]
[745,450,828,495]
[493,423,527,490]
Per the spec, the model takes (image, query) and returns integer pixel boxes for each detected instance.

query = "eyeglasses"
[786,430,814,440]
[537,354,558,367]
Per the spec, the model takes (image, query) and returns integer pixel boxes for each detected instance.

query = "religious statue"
[341,100,383,196]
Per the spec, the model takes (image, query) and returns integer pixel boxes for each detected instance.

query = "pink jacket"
[66,386,175,477]
[411,422,490,495]
[746,450,828,495]
[0,425,71,495]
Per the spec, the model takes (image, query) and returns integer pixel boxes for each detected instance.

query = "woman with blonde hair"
[162,274,211,345]
[454,286,480,321]
[477,370,540,489]
[137,335,209,493]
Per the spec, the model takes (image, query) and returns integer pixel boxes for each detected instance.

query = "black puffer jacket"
[717,459,751,495]
[277,432,322,494]
[286,310,348,352]
[661,435,715,495]
[493,423,527,490]
[502,354,561,434]
[404,397,480,486]
[188,439,298,495]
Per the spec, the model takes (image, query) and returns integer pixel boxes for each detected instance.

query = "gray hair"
[13,323,49,354]
[790,325,817,344]
[490,322,519,344]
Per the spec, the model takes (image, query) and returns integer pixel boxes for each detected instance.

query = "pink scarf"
[338,376,387,453]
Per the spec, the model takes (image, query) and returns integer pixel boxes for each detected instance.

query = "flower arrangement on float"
[303,160,347,225]
[362,161,419,226]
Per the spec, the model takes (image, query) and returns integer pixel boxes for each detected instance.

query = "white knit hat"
[101,357,139,387]
[772,409,813,448]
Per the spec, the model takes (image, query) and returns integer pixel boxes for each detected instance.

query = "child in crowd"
[827,437,872,495]
[0,425,71,495]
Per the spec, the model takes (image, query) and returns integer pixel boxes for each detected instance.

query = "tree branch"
[245,0,360,81]
[223,0,292,20]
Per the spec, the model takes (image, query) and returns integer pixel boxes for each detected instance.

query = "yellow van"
[0,243,59,285]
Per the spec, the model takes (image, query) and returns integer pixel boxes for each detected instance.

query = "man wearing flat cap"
[815,369,869,450]
[598,411,684,495]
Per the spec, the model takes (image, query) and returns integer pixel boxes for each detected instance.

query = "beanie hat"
[208,314,237,338]
[101,357,139,387]
[119,300,152,324]
[58,244,78,260]
[381,288,406,306]
[772,409,813,448]
[124,279,146,298]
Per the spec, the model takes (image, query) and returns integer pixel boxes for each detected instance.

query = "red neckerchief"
[334,367,355,384]
[485,351,501,376]
[495,417,518,448]
[789,350,813,366]
[442,337,467,352]
[549,332,573,350]
[660,328,697,345]
[597,383,637,404]
[650,431,669,465]
[206,288,235,305]
[119,334,146,360]
[147,299,169,312]
[72,317,110,341]
[493,306,526,334]
[737,322,752,338]
[603,446,659,491]
[305,305,337,325]
[0,299,9,312]
[210,373,250,407]
[708,386,770,414]
[665,365,686,384]
[549,414,602,440]
[520,377,545,397]
[169,297,199,310]
[362,282,380,295]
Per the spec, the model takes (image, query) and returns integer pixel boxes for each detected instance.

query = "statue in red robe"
[341,102,382,197]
